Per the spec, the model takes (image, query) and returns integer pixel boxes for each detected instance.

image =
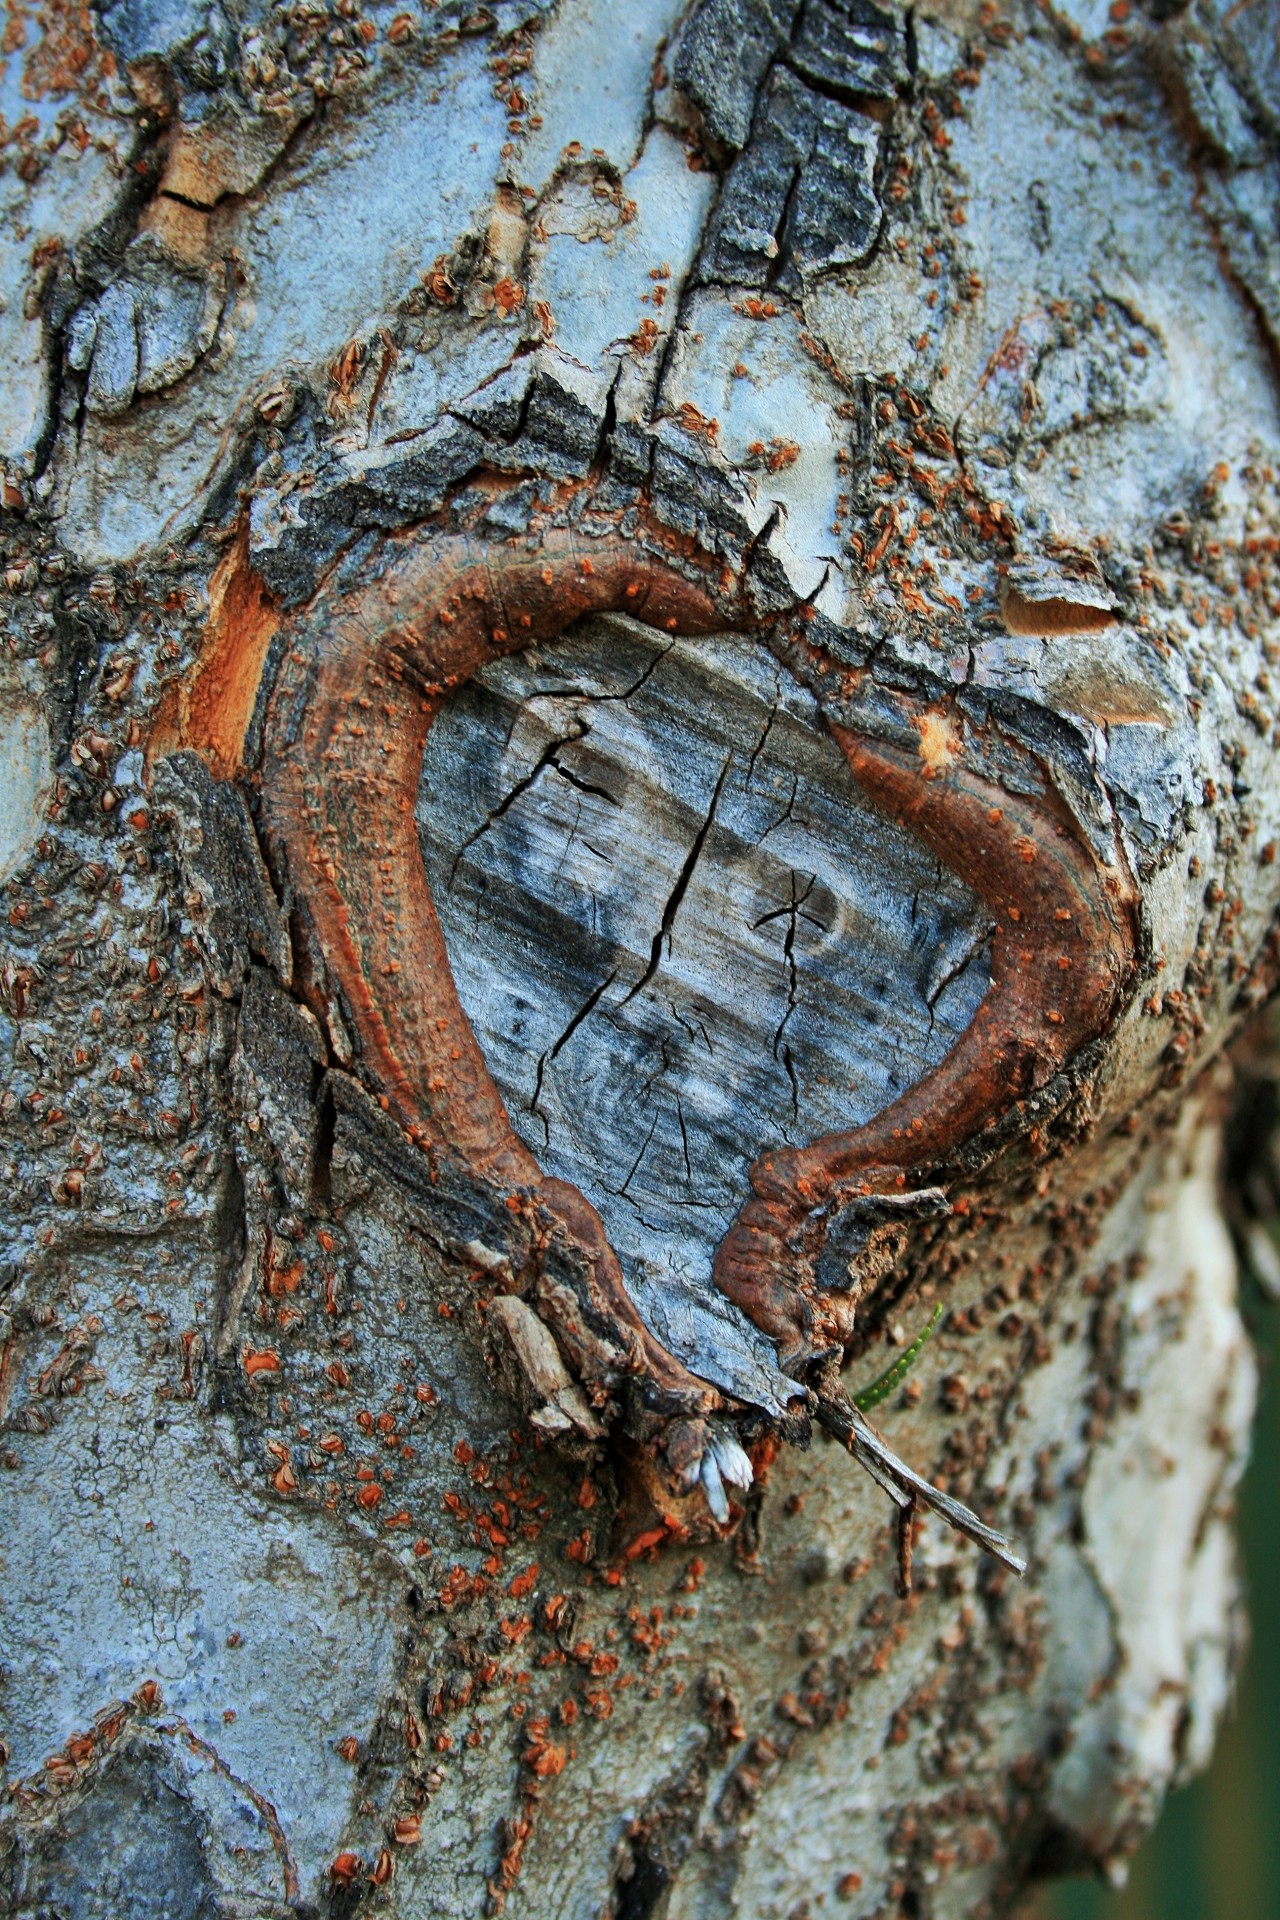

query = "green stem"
[852,1304,943,1413]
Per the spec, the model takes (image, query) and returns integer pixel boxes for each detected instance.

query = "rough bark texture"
[1,0,1278,1915]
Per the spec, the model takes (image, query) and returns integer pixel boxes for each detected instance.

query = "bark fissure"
[620,751,735,1009]
[449,723,588,886]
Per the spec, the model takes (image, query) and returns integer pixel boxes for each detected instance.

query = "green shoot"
[852,1304,943,1413]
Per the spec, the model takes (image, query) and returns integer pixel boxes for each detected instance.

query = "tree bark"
[0,1,1276,1915]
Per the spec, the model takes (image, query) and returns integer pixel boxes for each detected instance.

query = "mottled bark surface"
[1,0,1279,1915]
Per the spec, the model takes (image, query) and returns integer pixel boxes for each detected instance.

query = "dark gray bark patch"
[674,0,906,152]
[699,68,883,293]
[419,613,990,1368]
[674,0,803,151]
[7,1741,218,1920]
[150,751,291,996]
[232,965,327,1210]
[789,0,908,105]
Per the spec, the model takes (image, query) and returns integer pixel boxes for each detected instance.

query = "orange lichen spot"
[329,339,363,405]
[424,257,458,305]
[675,401,719,442]
[21,0,116,101]
[526,1734,567,1777]
[623,1523,670,1560]
[243,1347,281,1379]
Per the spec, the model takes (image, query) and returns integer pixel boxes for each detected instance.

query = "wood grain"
[420,617,990,1409]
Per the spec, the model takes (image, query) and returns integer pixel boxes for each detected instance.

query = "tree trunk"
[1,1,1277,1914]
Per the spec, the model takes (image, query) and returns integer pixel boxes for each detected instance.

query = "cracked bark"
[1,2,1278,1917]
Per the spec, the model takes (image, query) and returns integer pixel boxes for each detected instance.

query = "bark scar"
[213,511,1136,1500]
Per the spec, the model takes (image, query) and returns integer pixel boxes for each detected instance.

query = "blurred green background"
[1033,1277,1279,1920]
